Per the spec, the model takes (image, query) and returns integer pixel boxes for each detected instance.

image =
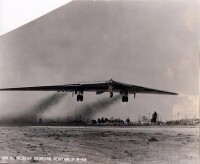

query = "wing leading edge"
[0,79,178,102]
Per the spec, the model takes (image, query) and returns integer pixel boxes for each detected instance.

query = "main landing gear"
[122,92,128,102]
[77,94,83,101]
[76,91,83,102]
[122,96,128,102]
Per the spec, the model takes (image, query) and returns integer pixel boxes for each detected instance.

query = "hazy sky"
[0,0,199,121]
[0,0,71,35]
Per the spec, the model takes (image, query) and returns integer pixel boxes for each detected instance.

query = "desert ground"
[0,126,199,163]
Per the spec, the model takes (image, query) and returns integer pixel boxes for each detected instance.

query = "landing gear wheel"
[122,96,125,102]
[77,95,80,101]
[77,95,83,102]
[125,96,128,102]
[80,95,83,101]
[122,96,128,102]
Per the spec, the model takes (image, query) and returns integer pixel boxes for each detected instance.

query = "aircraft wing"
[0,79,178,102]
[0,79,178,95]
[0,81,108,92]
[128,85,178,95]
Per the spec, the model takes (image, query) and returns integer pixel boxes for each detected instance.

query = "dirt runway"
[0,126,199,163]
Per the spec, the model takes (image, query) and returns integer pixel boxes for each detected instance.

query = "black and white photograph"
[0,0,199,163]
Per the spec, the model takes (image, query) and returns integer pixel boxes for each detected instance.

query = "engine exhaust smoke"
[25,92,67,116]
[70,94,121,120]
[1,93,67,125]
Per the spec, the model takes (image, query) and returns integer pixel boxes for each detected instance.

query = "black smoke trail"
[1,93,67,125]
[25,93,67,117]
[70,94,121,120]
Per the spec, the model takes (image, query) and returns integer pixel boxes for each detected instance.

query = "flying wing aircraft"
[0,79,178,102]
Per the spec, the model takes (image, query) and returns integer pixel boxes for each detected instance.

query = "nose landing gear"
[109,92,113,98]
[108,85,113,98]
